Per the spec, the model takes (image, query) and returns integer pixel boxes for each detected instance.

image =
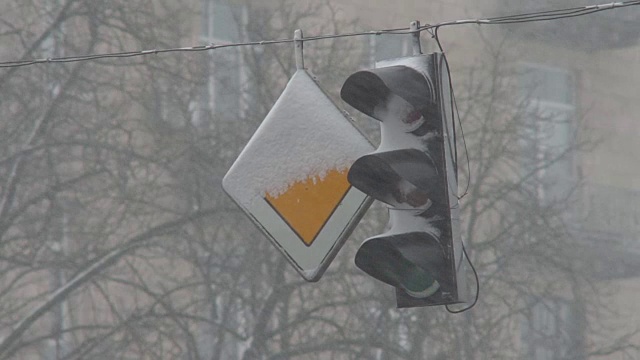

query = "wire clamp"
[294,29,304,70]
[410,20,422,55]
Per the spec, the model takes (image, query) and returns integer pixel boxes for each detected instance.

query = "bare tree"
[0,0,215,358]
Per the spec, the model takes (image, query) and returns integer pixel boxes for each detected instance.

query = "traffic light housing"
[341,53,467,308]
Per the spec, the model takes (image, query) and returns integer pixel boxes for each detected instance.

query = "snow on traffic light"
[341,52,468,308]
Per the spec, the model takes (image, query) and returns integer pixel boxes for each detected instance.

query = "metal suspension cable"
[0,1,638,68]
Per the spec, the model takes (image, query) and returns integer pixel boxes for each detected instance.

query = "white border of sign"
[246,187,371,281]
[223,69,374,282]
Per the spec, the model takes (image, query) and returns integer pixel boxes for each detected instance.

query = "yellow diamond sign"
[223,69,374,282]
[265,169,351,247]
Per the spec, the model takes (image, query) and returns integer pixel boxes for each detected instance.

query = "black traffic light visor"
[340,65,435,122]
[355,231,447,299]
[347,148,446,207]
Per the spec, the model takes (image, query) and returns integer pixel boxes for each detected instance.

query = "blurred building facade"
[2,0,639,359]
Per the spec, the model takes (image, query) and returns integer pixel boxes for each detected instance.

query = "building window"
[367,34,412,67]
[43,204,71,360]
[519,63,576,202]
[202,0,243,43]
[521,297,584,360]
[198,0,249,125]
[521,64,574,106]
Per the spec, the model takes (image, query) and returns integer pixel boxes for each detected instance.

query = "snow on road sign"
[223,69,374,282]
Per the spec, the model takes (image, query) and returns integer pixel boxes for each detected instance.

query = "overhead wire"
[432,26,477,314]
[0,28,414,68]
[0,1,638,68]
[421,0,640,29]
[492,1,640,22]
[446,243,480,314]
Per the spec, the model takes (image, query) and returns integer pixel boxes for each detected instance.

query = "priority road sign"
[223,69,374,281]
[264,168,352,247]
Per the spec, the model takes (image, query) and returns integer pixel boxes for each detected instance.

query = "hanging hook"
[410,20,422,55]
[294,29,305,69]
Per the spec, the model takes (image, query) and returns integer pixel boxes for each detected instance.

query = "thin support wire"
[0,0,637,68]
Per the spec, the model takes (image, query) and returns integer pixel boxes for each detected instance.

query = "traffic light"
[341,52,467,308]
